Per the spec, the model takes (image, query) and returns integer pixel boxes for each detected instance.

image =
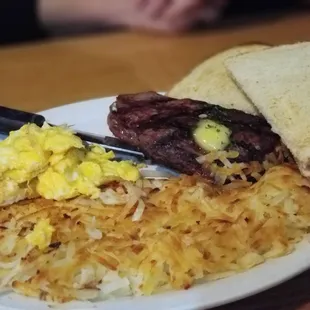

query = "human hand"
[97,0,208,33]
[38,0,229,34]
[131,0,229,33]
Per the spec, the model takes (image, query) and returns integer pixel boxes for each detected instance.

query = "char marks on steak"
[108,92,281,178]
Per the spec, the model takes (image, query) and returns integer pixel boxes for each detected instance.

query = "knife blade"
[0,105,145,161]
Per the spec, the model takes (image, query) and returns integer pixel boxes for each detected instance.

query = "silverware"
[139,165,179,180]
[0,105,179,180]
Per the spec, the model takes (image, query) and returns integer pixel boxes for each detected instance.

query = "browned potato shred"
[0,165,309,302]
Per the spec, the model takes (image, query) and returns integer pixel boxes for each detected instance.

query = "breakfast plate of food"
[1,42,310,310]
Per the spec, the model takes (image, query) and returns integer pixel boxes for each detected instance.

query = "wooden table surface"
[1,12,310,112]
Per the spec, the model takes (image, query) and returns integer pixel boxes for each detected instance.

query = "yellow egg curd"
[0,123,140,204]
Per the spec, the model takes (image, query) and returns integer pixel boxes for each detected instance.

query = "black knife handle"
[0,106,46,133]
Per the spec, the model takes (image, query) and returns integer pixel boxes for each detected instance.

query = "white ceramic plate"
[1,96,310,310]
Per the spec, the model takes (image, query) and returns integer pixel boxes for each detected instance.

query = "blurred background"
[1,0,310,110]
[1,0,309,45]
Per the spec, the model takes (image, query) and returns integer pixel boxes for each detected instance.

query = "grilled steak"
[108,92,282,178]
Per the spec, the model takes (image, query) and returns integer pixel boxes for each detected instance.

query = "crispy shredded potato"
[197,144,294,184]
[0,165,309,302]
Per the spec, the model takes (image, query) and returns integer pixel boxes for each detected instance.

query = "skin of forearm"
[38,0,105,27]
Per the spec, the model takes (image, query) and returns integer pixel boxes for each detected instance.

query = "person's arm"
[0,0,224,44]
[38,0,213,35]
[38,0,103,29]
[0,0,47,45]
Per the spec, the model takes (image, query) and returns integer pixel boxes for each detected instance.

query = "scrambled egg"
[0,123,140,205]
[26,219,55,250]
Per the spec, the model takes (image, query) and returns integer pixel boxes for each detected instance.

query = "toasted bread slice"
[167,43,270,115]
[225,42,310,177]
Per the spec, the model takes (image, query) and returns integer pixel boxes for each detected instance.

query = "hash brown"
[0,165,309,302]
